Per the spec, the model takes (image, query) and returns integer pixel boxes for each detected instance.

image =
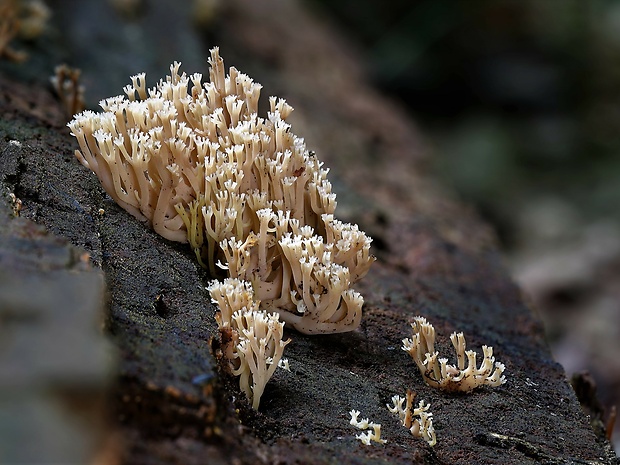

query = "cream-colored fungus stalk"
[402,317,506,393]
[387,389,436,446]
[68,47,374,334]
[208,278,290,410]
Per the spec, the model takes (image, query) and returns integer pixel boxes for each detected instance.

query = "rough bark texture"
[0,130,113,463]
[0,0,617,463]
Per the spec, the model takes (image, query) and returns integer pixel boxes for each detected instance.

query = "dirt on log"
[0,0,617,464]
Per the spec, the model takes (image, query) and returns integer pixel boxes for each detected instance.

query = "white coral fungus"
[387,390,436,446]
[68,47,374,335]
[349,410,386,445]
[208,278,290,409]
[402,317,506,393]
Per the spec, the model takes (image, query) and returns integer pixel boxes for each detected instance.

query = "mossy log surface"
[0,0,617,463]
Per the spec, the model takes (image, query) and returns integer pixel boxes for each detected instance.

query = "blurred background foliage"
[308,0,620,446]
[308,0,620,247]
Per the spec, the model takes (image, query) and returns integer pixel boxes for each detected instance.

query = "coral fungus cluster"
[349,410,387,445]
[67,47,376,410]
[387,389,436,446]
[68,47,374,336]
[402,316,506,393]
[208,278,289,409]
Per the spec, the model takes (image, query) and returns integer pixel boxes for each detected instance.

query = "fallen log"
[0,0,616,463]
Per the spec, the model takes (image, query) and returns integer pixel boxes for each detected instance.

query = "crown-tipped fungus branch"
[68,47,374,335]
[402,317,506,393]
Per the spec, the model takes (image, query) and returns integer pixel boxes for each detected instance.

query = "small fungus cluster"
[68,47,374,336]
[0,0,50,62]
[50,64,85,120]
[387,389,436,446]
[402,316,506,393]
[208,278,289,409]
[349,410,386,445]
